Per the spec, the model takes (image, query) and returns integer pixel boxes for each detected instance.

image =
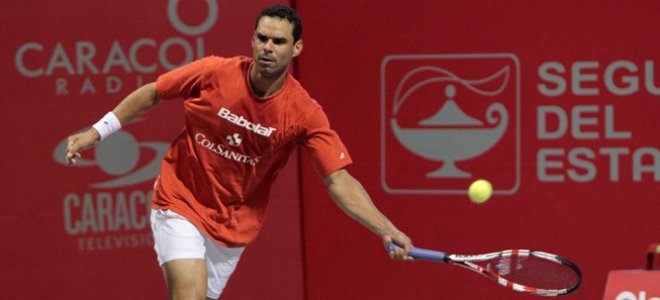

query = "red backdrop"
[1,1,302,299]
[2,1,660,300]
[296,1,660,299]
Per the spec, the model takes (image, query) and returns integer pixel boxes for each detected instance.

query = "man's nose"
[263,39,274,51]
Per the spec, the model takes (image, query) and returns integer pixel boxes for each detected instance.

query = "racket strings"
[484,254,580,290]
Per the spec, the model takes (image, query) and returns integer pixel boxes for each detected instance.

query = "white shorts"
[150,209,244,299]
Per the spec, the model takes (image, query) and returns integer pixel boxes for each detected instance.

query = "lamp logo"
[381,54,520,195]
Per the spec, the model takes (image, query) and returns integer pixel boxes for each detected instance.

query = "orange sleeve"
[155,57,210,100]
[302,108,353,177]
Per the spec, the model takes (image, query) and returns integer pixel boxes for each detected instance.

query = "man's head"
[255,5,302,43]
[251,5,303,78]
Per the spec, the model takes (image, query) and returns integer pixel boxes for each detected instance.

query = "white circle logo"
[168,0,219,36]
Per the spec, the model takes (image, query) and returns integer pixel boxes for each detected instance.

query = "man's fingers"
[67,136,77,148]
[65,134,89,165]
[384,233,415,262]
[387,242,412,261]
[66,149,82,165]
[66,137,77,157]
[67,153,76,165]
[389,249,414,262]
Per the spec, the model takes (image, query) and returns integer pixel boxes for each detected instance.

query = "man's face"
[252,16,302,78]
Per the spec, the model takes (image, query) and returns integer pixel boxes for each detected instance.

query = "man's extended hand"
[65,128,100,165]
[383,231,414,261]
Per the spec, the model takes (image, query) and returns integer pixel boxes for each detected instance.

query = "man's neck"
[249,65,288,98]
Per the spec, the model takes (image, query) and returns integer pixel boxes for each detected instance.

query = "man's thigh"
[151,209,243,299]
[162,259,208,300]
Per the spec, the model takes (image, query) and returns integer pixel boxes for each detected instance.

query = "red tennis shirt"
[152,56,352,247]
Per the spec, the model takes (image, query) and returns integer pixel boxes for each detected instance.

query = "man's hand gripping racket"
[388,244,582,297]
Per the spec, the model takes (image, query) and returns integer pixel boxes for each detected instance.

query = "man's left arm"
[323,169,413,260]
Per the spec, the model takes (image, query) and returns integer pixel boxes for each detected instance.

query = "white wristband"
[92,112,122,141]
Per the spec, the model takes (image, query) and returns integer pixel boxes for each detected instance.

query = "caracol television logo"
[53,130,169,251]
[381,54,520,195]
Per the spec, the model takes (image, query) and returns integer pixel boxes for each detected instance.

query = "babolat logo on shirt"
[218,107,277,137]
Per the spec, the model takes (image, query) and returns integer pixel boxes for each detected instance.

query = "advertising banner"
[603,271,660,300]
[296,1,660,299]
[1,1,302,299]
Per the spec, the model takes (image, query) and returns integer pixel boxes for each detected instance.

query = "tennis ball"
[468,179,492,204]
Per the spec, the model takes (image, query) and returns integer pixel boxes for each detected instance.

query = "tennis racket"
[389,244,582,297]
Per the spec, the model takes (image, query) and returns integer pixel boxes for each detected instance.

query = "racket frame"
[389,245,582,297]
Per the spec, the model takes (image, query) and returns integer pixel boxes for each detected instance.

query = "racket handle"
[388,243,447,262]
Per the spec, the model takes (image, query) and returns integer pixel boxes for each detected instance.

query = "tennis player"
[65,5,412,299]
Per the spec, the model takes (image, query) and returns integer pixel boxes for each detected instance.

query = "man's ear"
[293,39,303,57]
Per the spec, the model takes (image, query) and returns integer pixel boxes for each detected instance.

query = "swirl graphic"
[54,131,169,188]
[393,65,510,115]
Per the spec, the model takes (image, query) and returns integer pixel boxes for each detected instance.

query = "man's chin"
[256,66,282,78]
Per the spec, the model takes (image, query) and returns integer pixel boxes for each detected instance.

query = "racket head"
[447,249,582,296]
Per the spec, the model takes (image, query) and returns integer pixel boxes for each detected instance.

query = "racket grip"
[388,243,447,262]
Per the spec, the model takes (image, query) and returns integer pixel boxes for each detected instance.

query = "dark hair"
[255,5,303,43]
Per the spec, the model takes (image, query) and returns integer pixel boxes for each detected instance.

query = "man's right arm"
[65,82,161,165]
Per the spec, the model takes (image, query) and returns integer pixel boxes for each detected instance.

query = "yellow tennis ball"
[468,179,492,204]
